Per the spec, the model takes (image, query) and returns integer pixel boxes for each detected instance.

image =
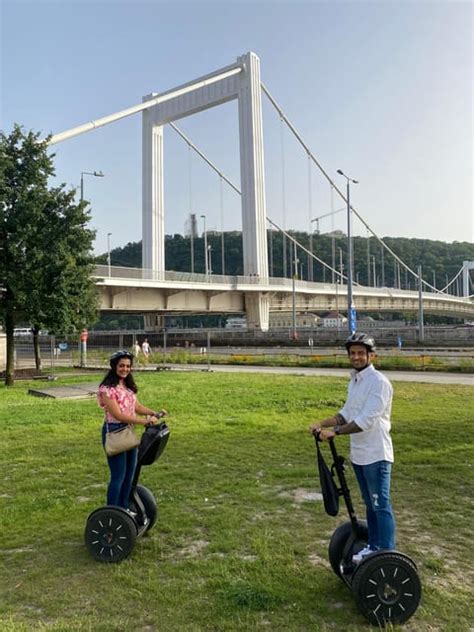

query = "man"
[309,332,396,563]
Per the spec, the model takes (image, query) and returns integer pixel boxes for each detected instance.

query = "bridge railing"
[94,264,339,288]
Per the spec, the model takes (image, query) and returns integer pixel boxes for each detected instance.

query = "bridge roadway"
[94,265,474,327]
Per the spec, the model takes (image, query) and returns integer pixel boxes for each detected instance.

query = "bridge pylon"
[142,52,269,330]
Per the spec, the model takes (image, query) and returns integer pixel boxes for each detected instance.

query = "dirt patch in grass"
[278,487,323,504]
[0,368,50,380]
[177,539,209,557]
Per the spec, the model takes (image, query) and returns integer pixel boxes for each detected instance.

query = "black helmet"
[110,350,134,368]
[345,332,376,353]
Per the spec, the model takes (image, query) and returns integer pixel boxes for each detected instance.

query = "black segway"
[314,432,422,626]
[85,420,170,563]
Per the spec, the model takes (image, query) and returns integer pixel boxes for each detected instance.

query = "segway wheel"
[133,485,158,532]
[85,507,137,563]
[328,520,368,579]
[351,551,422,626]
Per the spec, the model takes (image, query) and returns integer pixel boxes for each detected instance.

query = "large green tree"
[0,125,98,384]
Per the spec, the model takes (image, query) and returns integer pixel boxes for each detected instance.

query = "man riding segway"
[309,333,421,626]
[309,332,396,563]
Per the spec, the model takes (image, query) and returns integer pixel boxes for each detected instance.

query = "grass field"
[0,371,473,631]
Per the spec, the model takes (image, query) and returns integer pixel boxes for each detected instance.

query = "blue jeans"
[352,460,396,550]
[102,423,138,508]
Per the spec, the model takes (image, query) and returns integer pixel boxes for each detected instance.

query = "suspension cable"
[260,81,448,295]
[169,122,343,280]
[169,119,468,297]
[267,217,346,283]
[169,122,240,195]
[438,264,465,293]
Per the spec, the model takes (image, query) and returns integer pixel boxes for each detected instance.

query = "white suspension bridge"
[48,52,474,331]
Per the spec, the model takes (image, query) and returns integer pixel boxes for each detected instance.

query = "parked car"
[13,328,33,336]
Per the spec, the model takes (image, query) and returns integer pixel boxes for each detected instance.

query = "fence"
[10,326,474,374]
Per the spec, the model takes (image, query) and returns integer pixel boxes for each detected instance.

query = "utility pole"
[418,265,425,343]
[337,170,358,334]
[292,241,298,340]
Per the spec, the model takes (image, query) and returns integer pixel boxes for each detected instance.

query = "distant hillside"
[97,232,474,290]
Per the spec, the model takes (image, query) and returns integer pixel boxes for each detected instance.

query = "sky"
[1,0,472,257]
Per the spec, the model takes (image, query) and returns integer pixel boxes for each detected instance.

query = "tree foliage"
[0,125,98,383]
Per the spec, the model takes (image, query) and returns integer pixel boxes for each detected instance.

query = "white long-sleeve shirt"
[339,364,394,465]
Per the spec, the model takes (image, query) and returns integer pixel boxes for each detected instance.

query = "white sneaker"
[352,545,373,564]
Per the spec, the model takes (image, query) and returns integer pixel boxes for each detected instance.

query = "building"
[269,312,321,328]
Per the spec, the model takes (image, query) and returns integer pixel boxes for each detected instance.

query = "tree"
[0,125,98,384]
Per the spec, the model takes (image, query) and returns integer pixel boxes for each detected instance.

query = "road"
[166,363,474,386]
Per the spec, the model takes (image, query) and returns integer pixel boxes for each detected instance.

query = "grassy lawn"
[0,371,473,631]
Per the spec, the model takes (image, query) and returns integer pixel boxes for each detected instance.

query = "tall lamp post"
[207,245,213,276]
[291,241,299,340]
[200,214,208,275]
[80,170,104,201]
[107,232,112,277]
[337,169,358,334]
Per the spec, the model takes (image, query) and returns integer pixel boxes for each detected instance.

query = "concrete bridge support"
[141,52,269,330]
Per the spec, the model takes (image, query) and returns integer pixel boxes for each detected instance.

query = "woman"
[98,350,167,509]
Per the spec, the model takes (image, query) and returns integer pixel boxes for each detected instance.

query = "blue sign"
[349,307,357,334]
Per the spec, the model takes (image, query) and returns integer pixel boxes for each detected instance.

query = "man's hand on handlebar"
[318,429,336,441]
[309,423,336,441]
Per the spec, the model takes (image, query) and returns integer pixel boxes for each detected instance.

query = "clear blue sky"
[1,0,472,257]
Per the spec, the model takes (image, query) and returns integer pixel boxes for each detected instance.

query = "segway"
[314,432,422,626]
[85,420,170,563]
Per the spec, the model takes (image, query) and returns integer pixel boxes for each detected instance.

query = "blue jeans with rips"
[102,423,138,508]
[352,460,396,551]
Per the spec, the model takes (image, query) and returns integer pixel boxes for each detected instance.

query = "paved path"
[165,363,473,386]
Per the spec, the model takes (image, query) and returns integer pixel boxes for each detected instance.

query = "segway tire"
[328,520,368,579]
[85,506,137,563]
[351,551,422,626]
[135,485,158,531]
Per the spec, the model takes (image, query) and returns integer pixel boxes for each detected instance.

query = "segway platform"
[85,422,170,563]
[314,433,421,626]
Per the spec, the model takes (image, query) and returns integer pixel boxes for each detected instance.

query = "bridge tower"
[142,52,269,330]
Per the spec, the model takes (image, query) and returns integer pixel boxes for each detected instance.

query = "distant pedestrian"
[142,338,152,361]
[132,340,141,359]
[397,335,403,351]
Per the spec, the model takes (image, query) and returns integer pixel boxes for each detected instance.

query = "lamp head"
[337,169,344,176]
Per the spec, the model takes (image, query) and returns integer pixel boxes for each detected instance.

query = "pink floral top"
[98,385,137,423]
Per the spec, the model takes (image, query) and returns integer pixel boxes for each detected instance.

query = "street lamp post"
[107,232,112,277]
[200,214,208,275]
[372,254,376,288]
[337,169,358,334]
[417,265,425,342]
[80,170,104,201]
[207,245,213,276]
[291,241,299,340]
